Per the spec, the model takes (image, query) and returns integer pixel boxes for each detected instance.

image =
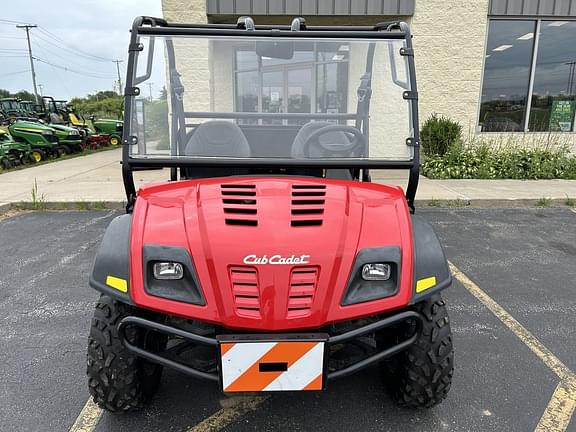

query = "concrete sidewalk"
[1,148,575,206]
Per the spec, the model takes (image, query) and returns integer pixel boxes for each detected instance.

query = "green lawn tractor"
[36,97,84,154]
[19,100,41,119]
[91,117,123,146]
[0,98,27,119]
[52,99,109,150]
[5,118,62,162]
[0,128,35,167]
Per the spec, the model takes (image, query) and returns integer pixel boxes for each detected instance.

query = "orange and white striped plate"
[219,339,325,392]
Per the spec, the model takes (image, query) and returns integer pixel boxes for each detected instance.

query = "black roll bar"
[122,16,421,212]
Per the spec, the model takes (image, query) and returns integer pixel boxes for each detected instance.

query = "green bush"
[421,143,576,180]
[420,114,463,157]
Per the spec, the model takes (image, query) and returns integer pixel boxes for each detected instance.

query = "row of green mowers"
[0,97,123,164]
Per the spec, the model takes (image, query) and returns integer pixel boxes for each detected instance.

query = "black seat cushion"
[183,121,251,179]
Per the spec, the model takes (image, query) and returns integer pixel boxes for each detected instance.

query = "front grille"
[221,184,258,226]
[291,185,325,227]
[287,267,319,318]
[230,266,260,318]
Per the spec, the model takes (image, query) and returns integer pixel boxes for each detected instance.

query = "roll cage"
[122,16,420,211]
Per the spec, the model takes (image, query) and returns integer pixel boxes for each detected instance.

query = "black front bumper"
[118,311,423,384]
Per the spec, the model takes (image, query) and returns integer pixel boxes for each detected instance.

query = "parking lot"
[0,208,574,432]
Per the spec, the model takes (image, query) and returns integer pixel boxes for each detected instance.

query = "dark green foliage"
[69,91,123,119]
[0,89,36,101]
[420,114,463,157]
[422,143,576,180]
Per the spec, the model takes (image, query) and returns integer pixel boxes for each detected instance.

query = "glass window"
[479,20,536,132]
[234,44,349,123]
[528,21,576,132]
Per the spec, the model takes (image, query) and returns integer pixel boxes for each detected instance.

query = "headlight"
[341,247,400,306]
[362,263,391,281]
[144,245,205,305]
[41,129,54,136]
[69,130,80,136]
[116,122,123,128]
[153,262,184,280]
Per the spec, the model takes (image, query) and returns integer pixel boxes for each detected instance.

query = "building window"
[479,19,576,133]
[529,21,576,132]
[234,43,349,125]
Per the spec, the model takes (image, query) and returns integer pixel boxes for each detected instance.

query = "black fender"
[410,215,452,304]
[89,214,134,304]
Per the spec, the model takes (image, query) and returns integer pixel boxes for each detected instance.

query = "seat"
[291,121,356,180]
[183,121,251,179]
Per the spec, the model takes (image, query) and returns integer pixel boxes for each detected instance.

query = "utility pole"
[147,82,154,101]
[38,84,43,96]
[113,60,123,95]
[16,24,39,104]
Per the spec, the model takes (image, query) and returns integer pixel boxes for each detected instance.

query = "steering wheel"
[301,125,366,158]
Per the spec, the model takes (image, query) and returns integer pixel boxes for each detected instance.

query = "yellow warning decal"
[416,276,437,293]
[106,275,128,293]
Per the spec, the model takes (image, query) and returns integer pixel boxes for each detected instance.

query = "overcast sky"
[0,0,162,99]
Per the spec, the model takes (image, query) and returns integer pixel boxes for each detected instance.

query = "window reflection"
[234,42,349,125]
[479,20,536,132]
[529,21,576,132]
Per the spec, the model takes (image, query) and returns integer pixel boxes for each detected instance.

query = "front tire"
[86,295,165,413]
[109,135,120,146]
[383,294,454,408]
[31,149,46,162]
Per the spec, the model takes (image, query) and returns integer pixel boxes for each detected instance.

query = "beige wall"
[410,0,489,135]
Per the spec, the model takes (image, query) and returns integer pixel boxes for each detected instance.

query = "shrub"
[421,143,576,180]
[420,114,463,157]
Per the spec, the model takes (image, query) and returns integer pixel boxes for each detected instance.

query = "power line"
[32,39,116,78]
[0,69,30,78]
[0,19,29,25]
[16,24,40,103]
[33,56,116,80]
[37,26,114,63]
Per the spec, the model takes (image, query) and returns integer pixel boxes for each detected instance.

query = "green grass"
[427,198,468,208]
[565,195,576,207]
[536,197,552,208]
[30,179,46,210]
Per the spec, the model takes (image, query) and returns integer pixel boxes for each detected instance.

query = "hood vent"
[291,184,325,227]
[287,267,319,318]
[221,184,258,226]
[230,267,260,318]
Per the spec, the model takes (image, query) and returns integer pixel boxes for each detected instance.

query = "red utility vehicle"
[87,16,453,412]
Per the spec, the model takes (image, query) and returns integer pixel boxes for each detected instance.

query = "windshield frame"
[121,17,420,210]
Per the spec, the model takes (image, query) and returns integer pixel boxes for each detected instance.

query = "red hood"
[129,177,414,331]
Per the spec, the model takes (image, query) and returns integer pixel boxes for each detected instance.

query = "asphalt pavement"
[0,209,574,432]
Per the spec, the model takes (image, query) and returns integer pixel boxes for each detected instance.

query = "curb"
[1,199,574,216]
[0,201,126,215]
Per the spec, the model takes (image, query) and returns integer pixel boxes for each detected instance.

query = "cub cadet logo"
[243,254,311,265]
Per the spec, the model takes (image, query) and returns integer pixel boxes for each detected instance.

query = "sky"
[0,0,162,100]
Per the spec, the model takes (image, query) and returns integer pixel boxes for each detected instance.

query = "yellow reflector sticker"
[106,276,128,293]
[416,276,437,293]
